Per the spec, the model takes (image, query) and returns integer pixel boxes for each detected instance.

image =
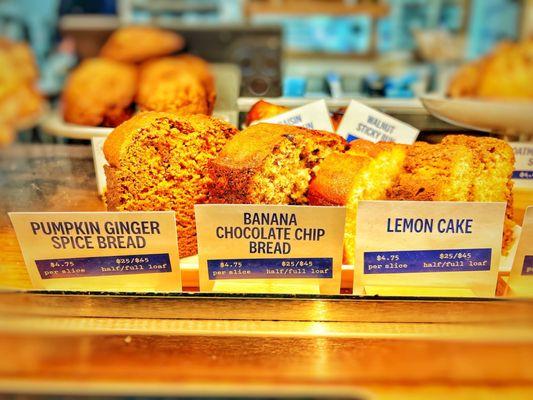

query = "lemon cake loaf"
[387,141,475,202]
[308,140,407,264]
[104,112,238,257]
[441,135,515,252]
[208,123,348,205]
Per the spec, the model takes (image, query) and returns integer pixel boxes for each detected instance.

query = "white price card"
[336,100,419,143]
[508,207,533,297]
[510,142,533,189]
[91,137,107,196]
[257,100,334,132]
[9,211,181,292]
[354,201,506,297]
[195,204,345,294]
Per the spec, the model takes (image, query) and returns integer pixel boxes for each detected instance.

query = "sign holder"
[507,206,533,297]
[195,204,346,294]
[353,201,506,297]
[9,211,182,292]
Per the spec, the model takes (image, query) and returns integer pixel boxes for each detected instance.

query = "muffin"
[62,58,137,127]
[100,26,184,64]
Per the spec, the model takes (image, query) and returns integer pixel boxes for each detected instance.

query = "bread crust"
[100,26,184,64]
[308,153,371,206]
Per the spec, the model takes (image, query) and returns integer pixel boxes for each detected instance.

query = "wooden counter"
[1,144,533,399]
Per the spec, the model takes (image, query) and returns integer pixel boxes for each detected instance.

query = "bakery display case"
[1,0,533,398]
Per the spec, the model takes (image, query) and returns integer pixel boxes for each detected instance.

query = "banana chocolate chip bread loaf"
[103,112,238,257]
[208,123,348,205]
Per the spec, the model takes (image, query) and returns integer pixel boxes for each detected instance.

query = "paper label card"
[257,100,334,132]
[9,211,181,292]
[194,204,345,294]
[91,137,107,196]
[336,100,419,143]
[510,142,533,189]
[508,207,533,297]
[354,201,506,297]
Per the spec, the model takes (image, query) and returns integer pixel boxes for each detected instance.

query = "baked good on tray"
[137,56,214,115]
[245,99,290,126]
[208,123,348,205]
[104,112,238,257]
[308,141,407,264]
[448,39,533,99]
[307,136,515,263]
[100,26,185,64]
[387,141,475,202]
[441,134,516,252]
[62,58,137,127]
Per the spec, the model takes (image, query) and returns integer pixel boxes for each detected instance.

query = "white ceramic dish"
[421,94,533,136]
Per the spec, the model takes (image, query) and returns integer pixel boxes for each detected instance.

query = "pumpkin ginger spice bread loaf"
[208,123,348,205]
[103,112,238,257]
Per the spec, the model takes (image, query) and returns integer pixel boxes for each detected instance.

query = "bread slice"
[387,142,475,201]
[309,140,407,264]
[441,134,515,253]
[104,112,238,257]
[208,123,347,205]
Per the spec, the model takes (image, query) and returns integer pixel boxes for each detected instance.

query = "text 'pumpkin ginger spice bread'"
[103,112,238,257]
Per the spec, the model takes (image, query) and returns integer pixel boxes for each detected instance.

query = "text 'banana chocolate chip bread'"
[208,123,348,205]
[103,112,238,257]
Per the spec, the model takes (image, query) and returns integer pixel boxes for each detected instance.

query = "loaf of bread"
[309,140,406,264]
[100,26,184,64]
[62,58,137,127]
[104,112,238,257]
[208,123,347,205]
[441,134,516,252]
[387,141,475,202]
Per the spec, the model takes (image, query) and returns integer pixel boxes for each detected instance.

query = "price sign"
[336,100,419,143]
[510,142,533,189]
[354,201,506,297]
[9,211,181,292]
[194,204,345,294]
[508,207,533,297]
